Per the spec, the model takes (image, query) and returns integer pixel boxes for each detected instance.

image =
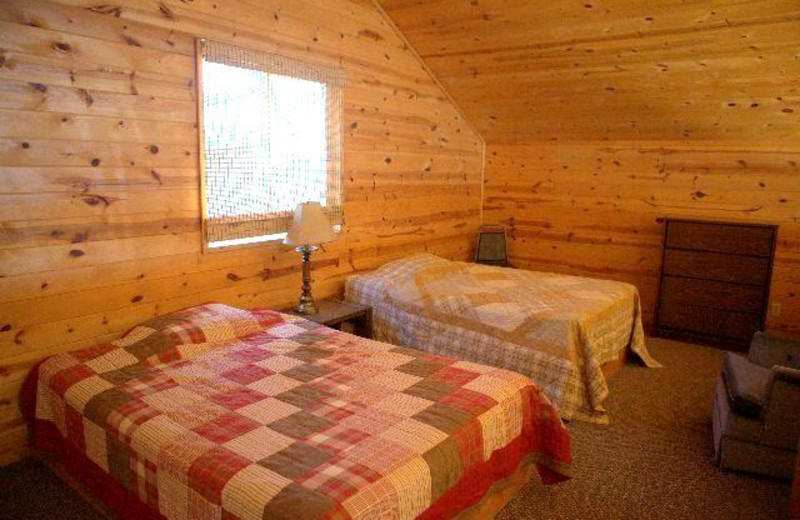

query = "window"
[197,39,345,249]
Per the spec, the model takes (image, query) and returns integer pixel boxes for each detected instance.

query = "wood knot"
[123,35,142,47]
[131,295,143,303]
[53,42,72,53]
[88,5,122,17]
[69,249,85,258]
[149,145,159,154]
[91,157,101,167]
[29,82,48,93]
[158,2,175,19]
[358,29,384,42]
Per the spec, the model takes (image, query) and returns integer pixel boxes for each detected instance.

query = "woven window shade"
[198,39,345,246]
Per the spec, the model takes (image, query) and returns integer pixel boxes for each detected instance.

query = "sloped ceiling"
[377,0,800,144]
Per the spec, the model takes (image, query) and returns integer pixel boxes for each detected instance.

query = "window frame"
[194,38,344,253]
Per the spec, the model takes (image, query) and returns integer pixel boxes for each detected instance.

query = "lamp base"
[294,244,319,315]
[295,297,318,315]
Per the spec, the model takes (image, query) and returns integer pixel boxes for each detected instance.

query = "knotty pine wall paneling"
[379,0,800,335]
[0,0,484,465]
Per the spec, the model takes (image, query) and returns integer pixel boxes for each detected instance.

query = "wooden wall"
[483,141,800,333]
[0,0,484,465]
[380,0,800,333]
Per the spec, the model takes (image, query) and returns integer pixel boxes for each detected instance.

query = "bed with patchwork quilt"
[22,303,572,520]
[345,254,660,423]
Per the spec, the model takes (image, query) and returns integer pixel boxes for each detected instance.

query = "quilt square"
[380,418,448,454]
[262,483,338,520]
[257,442,333,480]
[237,397,300,426]
[373,392,433,417]
[227,344,276,363]
[256,354,304,374]
[282,363,331,383]
[246,374,301,397]
[308,372,355,396]
[84,348,139,373]
[221,464,291,520]
[275,385,332,410]
[343,436,416,474]
[72,342,116,362]
[429,365,480,387]
[209,387,268,410]
[223,425,294,461]
[164,400,230,429]
[285,345,335,363]
[440,387,497,416]
[193,412,260,444]
[395,358,444,378]
[83,387,134,426]
[64,375,115,413]
[337,407,404,436]
[300,455,382,503]
[403,379,457,402]
[187,446,251,504]
[306,424,369,455]
[307,397,364,422]
[269,410,335,440]
[108,398,161,442]
[49,364,97,397]
[223,364,274,386]
[122,373,179,399]
[412,402,474,435]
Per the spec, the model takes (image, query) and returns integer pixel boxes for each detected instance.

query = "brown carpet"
[497,338,791,520]
[0,339,792,520]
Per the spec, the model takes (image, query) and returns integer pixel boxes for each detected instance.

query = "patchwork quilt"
[345,254,660,423]
[27,303,572,520]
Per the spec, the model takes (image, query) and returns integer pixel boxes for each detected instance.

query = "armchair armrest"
[774,366,800,385]
[762,366,800,450]
[749,332,800,369]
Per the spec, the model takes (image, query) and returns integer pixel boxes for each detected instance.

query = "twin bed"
[24,254,657,519]
[24,303,571,520]
[347,254,659,423]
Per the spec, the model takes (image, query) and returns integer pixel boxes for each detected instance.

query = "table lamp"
[283,201,336,315]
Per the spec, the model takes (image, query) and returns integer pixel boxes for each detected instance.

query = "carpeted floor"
[497,338,791,520]
[0,338,792,520]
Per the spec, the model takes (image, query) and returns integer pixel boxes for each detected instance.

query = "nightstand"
[284,299,372,339]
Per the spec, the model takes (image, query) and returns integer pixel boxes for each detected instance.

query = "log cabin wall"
[0,0,484,465]
[378,0,800,333]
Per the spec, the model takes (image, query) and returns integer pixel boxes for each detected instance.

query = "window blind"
[198,39,346,247]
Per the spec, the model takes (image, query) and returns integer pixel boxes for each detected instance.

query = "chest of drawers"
[655,219,777,351]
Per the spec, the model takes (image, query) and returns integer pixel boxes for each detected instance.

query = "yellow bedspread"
[346,254,660,423]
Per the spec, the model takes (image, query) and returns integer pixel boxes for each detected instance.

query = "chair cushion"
[724,353,773,418]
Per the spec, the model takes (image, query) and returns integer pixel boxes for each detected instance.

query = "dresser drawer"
[662,249,770,286]
[659,276,765,315]
[657,302,761,343]
[665,221,774,257]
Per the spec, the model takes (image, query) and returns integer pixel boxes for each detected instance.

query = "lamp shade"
[283,201,336,246]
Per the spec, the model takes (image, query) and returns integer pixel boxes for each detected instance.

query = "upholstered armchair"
[713,332,800,478]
